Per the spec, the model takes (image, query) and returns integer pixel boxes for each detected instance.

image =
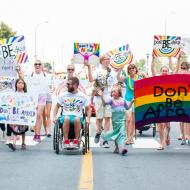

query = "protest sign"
[153,35,181,57]
[73,43,100,65]
[108,44,133,69]
[0,76,15,92]
[0,35,28,77]
[134,74,190,129]
[0,92,37,125]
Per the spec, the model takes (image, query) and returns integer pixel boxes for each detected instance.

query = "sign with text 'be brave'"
[134,74,190,129]
[153,35,181,57]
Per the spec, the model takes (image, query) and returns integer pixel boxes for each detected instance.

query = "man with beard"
[53,77,91,148]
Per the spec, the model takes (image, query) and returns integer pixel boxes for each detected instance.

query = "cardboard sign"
[73,43,100,65]
[0,92,37,125]
[134,74,190,129]
[0,35,28,77]
[108,44,133,69]
[153,35,181,57]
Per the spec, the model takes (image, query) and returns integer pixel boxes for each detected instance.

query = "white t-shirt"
[57,91,89,117]
[26,72,50,95]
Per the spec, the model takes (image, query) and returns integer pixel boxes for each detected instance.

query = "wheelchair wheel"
[53,123,56,150]
[54,121,60,154]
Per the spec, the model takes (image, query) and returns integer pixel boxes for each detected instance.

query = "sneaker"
[63,139,70,148]
[181,139,186,145]
[102,141,110,148]
[94,133,101,144]
[46,134,51,138]
[72,139,79,148]
[33,135,41,142]
[121,148,128,156]
[8,143,16,151]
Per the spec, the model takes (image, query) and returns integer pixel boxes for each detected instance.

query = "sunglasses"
[34,63,42,66]
[128,67,135,70]
[66,83,73,86]
[67,68,74,71]
[181,67,188,70]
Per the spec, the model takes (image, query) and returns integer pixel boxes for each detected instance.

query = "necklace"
[128,75,138,91]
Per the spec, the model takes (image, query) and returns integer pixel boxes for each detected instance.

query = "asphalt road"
[0,119,190,190]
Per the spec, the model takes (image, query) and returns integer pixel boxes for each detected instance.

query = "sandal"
[113,148,119,154]
[21,144,26,150]
[166,139,170,145]
[157,147,164,150]
[125,140,131,145]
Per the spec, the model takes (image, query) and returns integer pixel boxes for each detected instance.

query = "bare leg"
[130,112,135,143]
[35,105,45,135]
[62,117,70,140]
[114,140,119,153]
[42,108,47,133]
[96,118,103,134]
[45,103,52,135]
[126,110,132,143]
[22,133,26,145]
[158,123,164,149]
[74,117,81,139]
[104,117,111,132]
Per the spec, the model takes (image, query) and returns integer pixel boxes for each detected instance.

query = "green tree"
[43,62,52,72]
[135,58,146,72]
[0,22,16,39]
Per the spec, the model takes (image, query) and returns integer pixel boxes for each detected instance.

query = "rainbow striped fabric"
[153,35,181,57]
[134,74,190,129]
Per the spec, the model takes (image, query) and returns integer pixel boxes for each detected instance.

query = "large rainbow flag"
[134,74,190,129]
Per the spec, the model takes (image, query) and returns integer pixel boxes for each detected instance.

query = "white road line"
[132,138,160,149]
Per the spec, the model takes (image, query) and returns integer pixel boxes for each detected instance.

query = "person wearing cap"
[84,54,117,148]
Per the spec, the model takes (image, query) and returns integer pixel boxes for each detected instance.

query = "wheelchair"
[53,113,90,155]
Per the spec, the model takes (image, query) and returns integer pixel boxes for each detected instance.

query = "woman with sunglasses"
[175,53,190,146]
[117,64,141,145]
[26,60,50,142]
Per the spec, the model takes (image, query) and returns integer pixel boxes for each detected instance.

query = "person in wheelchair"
[53,77,91,148]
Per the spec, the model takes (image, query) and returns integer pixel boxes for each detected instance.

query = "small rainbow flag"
[153,35,181,57]
[134,74,190,129]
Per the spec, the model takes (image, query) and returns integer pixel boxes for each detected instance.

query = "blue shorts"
[59,115,84,125]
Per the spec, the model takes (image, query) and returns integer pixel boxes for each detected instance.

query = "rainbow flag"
[153,35,181,57]
[134,74,190,129]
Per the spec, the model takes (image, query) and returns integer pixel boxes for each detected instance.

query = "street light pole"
[34,21,48,60]
[146,53,149,75]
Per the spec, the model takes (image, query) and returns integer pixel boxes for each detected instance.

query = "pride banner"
[108,44,133,69]
[153,35,181,57]
[134,74,190,129]
[73,43,100,65]
[0,35,28,77]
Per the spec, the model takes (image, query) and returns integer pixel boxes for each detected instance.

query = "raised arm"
[83,60,93,82]
[174,52,183,74]
[117,67,126,82]
[151,54,156,76]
